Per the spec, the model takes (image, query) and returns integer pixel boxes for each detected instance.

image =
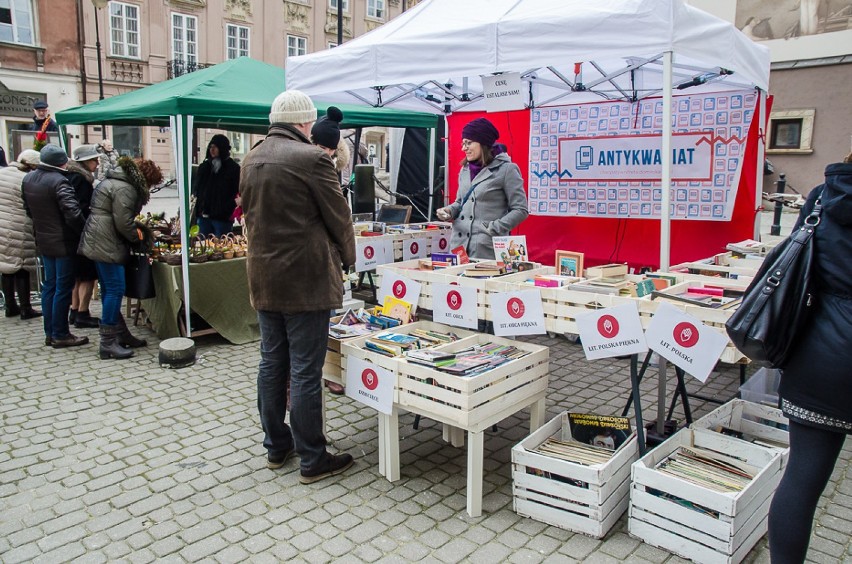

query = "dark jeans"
[257,309,329,470]
[95,262,125,326]
[197,217,232,238]
[2,269,32,310]
[41,256,74,339]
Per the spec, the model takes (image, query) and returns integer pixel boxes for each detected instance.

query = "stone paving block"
[468,541,515,562]
[558,534,601,560]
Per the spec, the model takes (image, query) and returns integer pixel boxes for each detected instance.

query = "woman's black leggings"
[768,420,846,564]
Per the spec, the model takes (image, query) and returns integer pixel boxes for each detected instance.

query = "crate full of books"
[629,428,783,564]
[376,259,456,311]
[396,333,549,430]
[690,399,789,469]
[341,321,476,377]
[512,412,639,538]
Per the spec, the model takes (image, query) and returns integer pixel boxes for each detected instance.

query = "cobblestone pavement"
[1,303,849,564]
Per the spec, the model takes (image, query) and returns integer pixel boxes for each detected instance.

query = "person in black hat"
[311,107,344,157]
[192,134,240,237]
[30,100,59,137]
[436,117,529,259]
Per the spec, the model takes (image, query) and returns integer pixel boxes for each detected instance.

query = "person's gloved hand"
[436,207,452,221]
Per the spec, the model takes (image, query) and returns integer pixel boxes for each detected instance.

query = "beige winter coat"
[0,162,38,273]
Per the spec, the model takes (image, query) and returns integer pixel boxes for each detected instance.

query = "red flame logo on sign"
[507,297,525,319]
[447,290,462,310]
[438,238,448,250]
[410,242,419,254]
[392,281,406,298]
[673,322,699,348]
[597,315,620,338]
[364,246,374,259]
[361,368,379,391]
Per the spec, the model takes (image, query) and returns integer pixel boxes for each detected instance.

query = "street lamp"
[92,0,108,101]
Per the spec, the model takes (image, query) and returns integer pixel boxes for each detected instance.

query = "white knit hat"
[269,89,317,124]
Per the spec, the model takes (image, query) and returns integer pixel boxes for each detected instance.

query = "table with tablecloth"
[141,257,259,344]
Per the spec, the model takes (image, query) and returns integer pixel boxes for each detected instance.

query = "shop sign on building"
[0,81,44,118]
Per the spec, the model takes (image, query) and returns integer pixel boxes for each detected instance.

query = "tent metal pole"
[171,114,193,336]
[754,90,766,239]
[660,51,673,272]
[427,127,436,221]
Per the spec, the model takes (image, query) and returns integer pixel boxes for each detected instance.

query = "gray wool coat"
[446,153,529,259]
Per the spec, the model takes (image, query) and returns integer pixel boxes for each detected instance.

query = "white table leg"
[530,398,546,432]
[450,425,465,448]
[466,430,484,518]
[378,411,387,477]
[379,407,400,482]
[442,423,450,443]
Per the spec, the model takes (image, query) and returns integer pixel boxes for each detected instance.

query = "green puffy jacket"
[78,167,146,265]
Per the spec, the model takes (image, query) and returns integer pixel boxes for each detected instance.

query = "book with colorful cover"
[492,236,528,265]
[381,296,413,324]
[566,413,632,451]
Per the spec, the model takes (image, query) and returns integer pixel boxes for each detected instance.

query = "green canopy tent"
[55,56,438,337]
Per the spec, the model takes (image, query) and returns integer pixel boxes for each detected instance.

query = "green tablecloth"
[141,257,260,344]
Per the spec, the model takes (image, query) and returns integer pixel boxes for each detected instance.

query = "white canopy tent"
[287,0,771,269]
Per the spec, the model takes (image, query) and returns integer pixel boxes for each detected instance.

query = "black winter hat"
[311,107,344,150]
[207,134,231,160]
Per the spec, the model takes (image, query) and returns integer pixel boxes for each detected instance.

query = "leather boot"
[2,274,19,316]
[117,313,147,348]
[74,310,100,329]
[69,309,77,325]
[99,324,134,360]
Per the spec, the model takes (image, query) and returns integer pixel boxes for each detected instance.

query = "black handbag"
[725,194,823,367]
[125,251,156,299]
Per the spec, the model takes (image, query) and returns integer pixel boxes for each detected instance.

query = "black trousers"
[768,420,846,564]
[1,270,32,311]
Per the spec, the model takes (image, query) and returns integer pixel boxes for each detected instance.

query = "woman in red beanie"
[436,117,528,259]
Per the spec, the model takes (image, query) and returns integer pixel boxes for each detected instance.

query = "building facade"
[0,0,83,160]
[74,0,414,174]
[690,0,852,196]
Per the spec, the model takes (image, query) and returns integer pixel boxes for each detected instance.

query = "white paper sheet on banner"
[377,273,422,311]
[345,356,394,415]
[355,239,392,272]
[490,290,546,336]
[645,302,728,383]
[576,302,648,360]
[432,283,478,329]
[403,237,429,261]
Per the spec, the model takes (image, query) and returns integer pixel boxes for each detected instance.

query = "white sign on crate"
[490,290,547,336]
[432,282,478,329]
[345,356,394,415]
[403,237,429,261]
[377,273,422,310]
[355,239,392,272]
[431,231,450,254]
[576,302,648,360]
[645,303,728,383]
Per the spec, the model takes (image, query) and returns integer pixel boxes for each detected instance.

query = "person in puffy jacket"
[79,157,161,359]
[21,145,87,348]
[767,153,852,564]
[0,149,41,320]
[193,134,240,237]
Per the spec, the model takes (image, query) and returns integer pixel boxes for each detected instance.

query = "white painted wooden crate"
[397,334,549,432]
[377,260,461,311]
[512,412,639,538]
[690,400,789,469]
[629,428,782,564]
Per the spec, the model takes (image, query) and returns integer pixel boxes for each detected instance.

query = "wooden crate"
[533,286,656,336]
[629,428,783,564]
[397,334,549,431]
[387,224,452,262]
[512,412,639,538]
[433,263,545,321]
[691,400,789,469]
[376,260,461,311]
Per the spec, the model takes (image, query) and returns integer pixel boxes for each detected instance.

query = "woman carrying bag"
[79,157,162,359]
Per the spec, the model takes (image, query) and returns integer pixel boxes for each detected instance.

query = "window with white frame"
[287,35,307,58]
[0,0,34,45]
[767,109,816,154]
[327,41,337,49]
[109,1,140,58]
[329,0,349,12]
[367,0,385,19]
[226,23,249,60]
[171,12,198,65]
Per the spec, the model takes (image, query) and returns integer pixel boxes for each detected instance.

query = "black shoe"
[68,309,77,324]
[74,312,100,329]
[267,448,295,469]
[20,308,42,320]
[299,452,354,484]
[52,334,90,348]
[44,336,53,346]
[5,305,21,317]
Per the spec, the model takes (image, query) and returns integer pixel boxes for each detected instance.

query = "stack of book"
[655,446,756,493]
[651,287,742,309]
[405,341,530,376]
[533,274,577,287]
[363,328,463,358]
[534,438,615,466]
[462,262,507,278]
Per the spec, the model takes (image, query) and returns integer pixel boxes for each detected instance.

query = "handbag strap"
[802,187,825,229]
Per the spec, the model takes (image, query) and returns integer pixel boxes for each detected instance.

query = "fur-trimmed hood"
[65,160,94,184]
[107,156,150,208]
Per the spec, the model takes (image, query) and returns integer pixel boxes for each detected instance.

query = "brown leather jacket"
[240,124,355,313]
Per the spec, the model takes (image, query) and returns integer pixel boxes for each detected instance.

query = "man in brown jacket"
[240,90,356,483]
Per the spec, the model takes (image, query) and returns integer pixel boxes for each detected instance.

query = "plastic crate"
[738,368,781,407]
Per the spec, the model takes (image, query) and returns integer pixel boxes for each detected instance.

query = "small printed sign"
[403,237,429,261]
[355,239,392,272]
[576,302,648,360]
[645,303,728,383]
[432,282,478,329]
[489,290,546,336]
[377,273,422,310]
[345,356,394,414]
[432,232,450,254]
[481,72,525,113]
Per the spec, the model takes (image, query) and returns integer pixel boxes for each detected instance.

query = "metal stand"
[770,173,787,236]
